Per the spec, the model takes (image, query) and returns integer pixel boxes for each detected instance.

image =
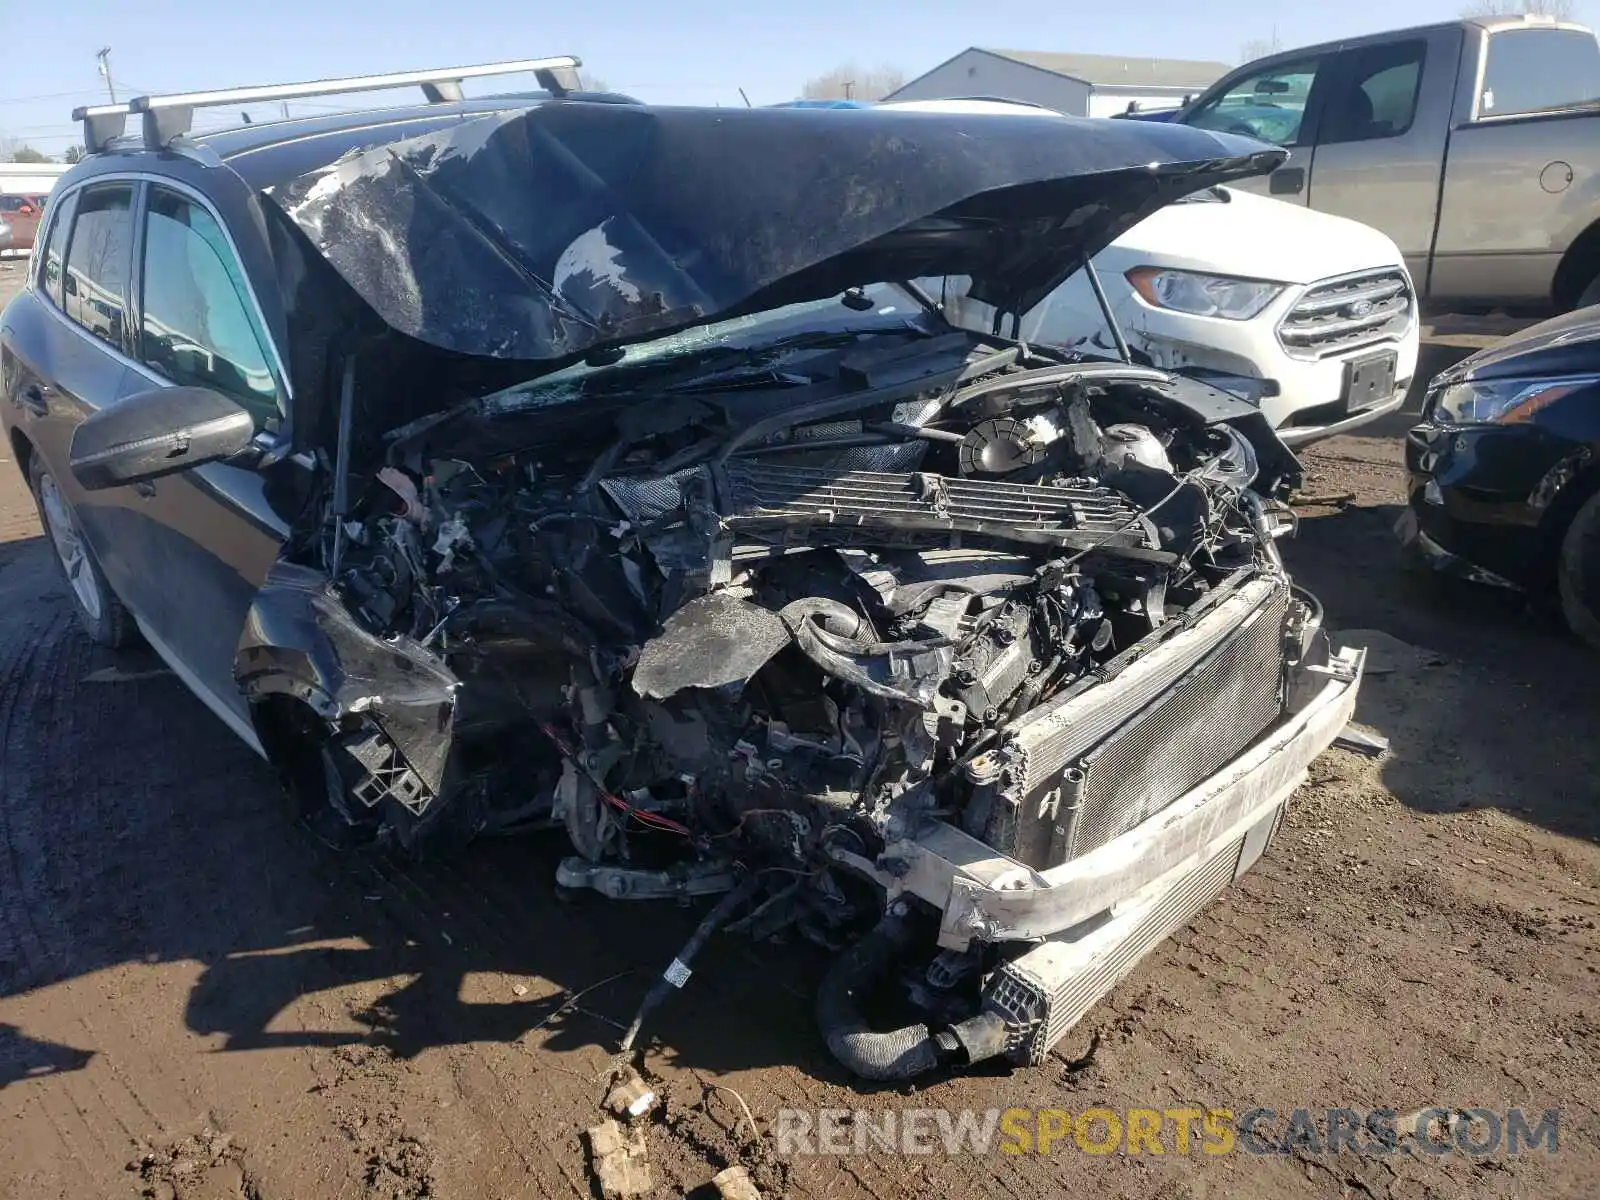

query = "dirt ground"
[1,255,1596,1200]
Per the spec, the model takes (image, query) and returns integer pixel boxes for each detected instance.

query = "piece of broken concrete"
[713,1164,763,1200]
[586,1118,652,1198]
[604,1067,659,1120]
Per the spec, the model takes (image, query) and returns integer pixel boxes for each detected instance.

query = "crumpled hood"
[270,102,1282,365]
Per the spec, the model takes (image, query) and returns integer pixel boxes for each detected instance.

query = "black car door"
[114,181,305,744]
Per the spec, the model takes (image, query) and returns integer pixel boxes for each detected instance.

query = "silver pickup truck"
[1169,16,1600,313]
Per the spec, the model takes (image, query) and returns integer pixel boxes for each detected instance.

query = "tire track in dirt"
[0,577,72,990]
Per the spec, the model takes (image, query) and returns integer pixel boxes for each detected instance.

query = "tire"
[1558,489,1600,652]
[27,454,136,649]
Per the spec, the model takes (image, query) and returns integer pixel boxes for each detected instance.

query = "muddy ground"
[0,255,1596,1199]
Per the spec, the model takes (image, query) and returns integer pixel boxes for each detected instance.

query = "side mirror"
[70,386,255,491]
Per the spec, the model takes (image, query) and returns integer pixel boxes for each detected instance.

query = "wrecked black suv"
[2,60,1364,1080]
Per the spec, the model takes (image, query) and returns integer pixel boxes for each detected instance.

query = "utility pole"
[95,47,116,104]
[843,80,855,100]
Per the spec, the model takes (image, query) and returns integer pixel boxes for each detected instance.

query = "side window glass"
[1186,58,1323,146]
[1322,42,1426,144]
[61,184,134,350]
[140,188,280,425]
[39,190,79,308]
[1480,29,1600,117]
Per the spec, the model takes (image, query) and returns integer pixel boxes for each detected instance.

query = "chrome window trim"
[32,171,295,416]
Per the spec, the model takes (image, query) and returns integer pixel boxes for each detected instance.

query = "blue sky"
[4,0,1596,155]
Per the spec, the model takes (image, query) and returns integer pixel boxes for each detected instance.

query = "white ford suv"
[883,98,1421,447]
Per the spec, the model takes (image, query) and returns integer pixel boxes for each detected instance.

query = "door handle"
[1270,167,1306,196]
[20,384,48,416]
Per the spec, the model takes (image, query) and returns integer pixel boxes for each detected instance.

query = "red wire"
[538,722,694,838]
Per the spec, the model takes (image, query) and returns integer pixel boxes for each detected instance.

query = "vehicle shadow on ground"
[0,536,836,1080]
[181,831,835,1076]
[1287,320,1600,843]
[0,1023,95,1089]
[1285,498,1600,846]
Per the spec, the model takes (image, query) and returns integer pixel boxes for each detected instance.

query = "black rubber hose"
[617,874,760,1055]
[816,911,947,1081]
[779,599,931,708]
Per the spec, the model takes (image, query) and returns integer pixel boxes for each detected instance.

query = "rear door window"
[1480,28,1600,117]
[1321,41,1426,143]
[1186,57,1327,146]
[61,184,135,351]
[138,186,280,424]
[38,190,79,308]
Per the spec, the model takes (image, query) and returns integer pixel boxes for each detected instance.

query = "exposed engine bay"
[249,325,1335,1079]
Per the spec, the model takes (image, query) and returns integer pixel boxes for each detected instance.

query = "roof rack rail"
[72,55,582,154]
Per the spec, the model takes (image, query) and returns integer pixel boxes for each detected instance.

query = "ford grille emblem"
[1349,298,1375,318]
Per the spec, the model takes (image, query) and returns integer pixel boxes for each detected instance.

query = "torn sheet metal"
[234,561,460,801]
[631,593,791,699]
[269,103,1281,365]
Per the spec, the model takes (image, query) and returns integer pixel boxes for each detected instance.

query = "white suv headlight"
[1125,267,1283,320]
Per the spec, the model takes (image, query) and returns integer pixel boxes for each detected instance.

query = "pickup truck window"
[1321,41,1425,144]
[139,187,280,424]
[1186,57,1324,146]
[1480,28,1600,118]
[61,184,135,353]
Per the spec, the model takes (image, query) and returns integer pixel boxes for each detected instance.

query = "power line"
[0,89,106,105]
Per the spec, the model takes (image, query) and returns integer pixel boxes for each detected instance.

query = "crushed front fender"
[234,561,461,828]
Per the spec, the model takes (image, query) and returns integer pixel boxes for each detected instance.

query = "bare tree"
[1463,0,1576,17]
[8,145,50,164]
[63,145,86,164]
[801,63,907,103]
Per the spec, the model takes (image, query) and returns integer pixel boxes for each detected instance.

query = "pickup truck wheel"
[28,456,135,649]
[1558,490,1600,651]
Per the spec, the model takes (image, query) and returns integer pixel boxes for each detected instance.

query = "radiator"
[979,574,1289,870]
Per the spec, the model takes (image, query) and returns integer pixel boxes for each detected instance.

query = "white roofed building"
[884,48,1230,118]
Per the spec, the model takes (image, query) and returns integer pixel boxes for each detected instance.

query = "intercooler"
[983,824,1261,1065]
[972,574,1290,870]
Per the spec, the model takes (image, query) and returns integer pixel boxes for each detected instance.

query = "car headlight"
[1431,375,1600,425]
[1125,267,1284,320]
